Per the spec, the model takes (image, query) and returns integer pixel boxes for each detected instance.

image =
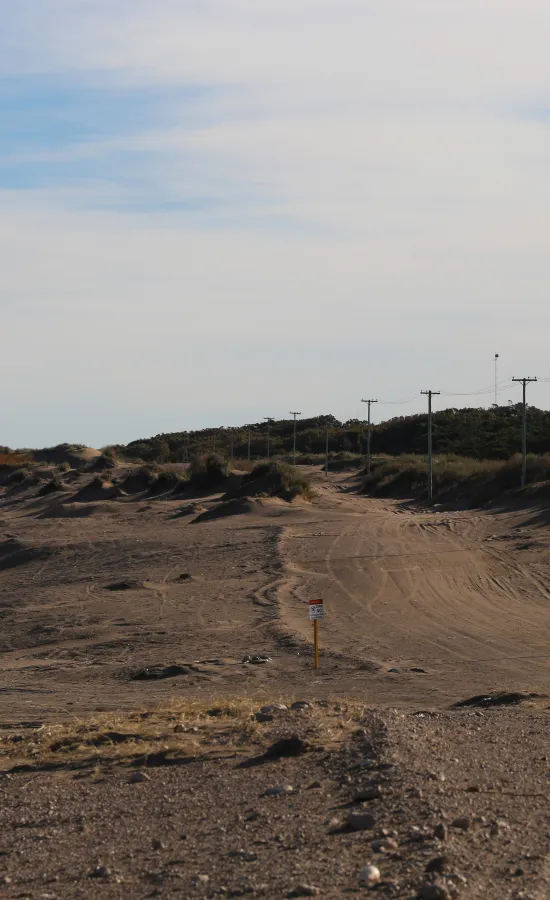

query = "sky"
[1,0,550,448]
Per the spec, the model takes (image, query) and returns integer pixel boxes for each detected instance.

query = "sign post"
[308,599,324,669]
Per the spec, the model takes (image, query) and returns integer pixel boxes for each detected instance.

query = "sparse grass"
[225,460,314,502]
[363,452,550,505]
[0,698,368,774]
[0,452,33,467]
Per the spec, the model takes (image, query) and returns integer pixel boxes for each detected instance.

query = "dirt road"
[1,465,549,717]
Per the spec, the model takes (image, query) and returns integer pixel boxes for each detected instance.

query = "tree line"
[115,405,550,463]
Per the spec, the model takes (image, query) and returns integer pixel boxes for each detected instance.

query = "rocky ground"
[1,698,549,899]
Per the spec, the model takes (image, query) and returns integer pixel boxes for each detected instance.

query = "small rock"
[290,701,312,711]
[416,885,450,900]
[229,850,258,861]
[265,736,309,759]
[88,866,111,879]
[371,837,398,852]
[347,810,376,832]
[358,864,381,887]
[287,886,321,898]
[451,816,471,831]
[261,703,288,714]
[434,823,447,841]
[354,784,383,802]
[409,826,431,842]
[265,784,295,797]
[307,780,322,790]
[152,838,166,850]
[425,856,450,874]
[512,867,525,877]
[196,874,210,884]
[128,771,150,784]
[0,876,12,885]
[174,724,187,733]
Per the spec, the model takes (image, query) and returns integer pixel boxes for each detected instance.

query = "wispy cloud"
[1,1,550,447]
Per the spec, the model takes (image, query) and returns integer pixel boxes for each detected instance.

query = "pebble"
[174,724,186,733]
[229,850,258,861]
[152,838,166,850]
[287,886,321,898]
[128,771,150,784]
[416,885,450,900]
[196,874,210,884]
[371,837,398,852]
[358,864,381,887]
[409,826,432,842]
[347,810,376,832]
[354,784,383,802]
[265,784,295,797]
[88,865,111,879]
[425,856,450,874]
[451,816,471,831]
[290,701,312,711]
[434,823,447,841]
[261,703,288,714]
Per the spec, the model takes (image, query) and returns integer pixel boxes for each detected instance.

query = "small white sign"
[309,599,324,620]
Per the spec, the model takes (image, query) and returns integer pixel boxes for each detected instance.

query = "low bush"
[224,460,313,502]
[188,454,230,490]
[148,470,188,496]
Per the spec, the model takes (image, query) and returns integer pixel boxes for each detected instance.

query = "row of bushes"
[4,456,313,504]
[363,453,550,505]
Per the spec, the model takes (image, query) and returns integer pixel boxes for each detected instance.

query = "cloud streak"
[1,1,550,447]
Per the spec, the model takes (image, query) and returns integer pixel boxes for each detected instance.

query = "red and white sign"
[308,598,324,620]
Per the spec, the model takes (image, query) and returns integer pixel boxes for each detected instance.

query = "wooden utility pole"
[290,412,301,466]
[361,399,378,475]
[512,377,537,487]
[421,390,440,501]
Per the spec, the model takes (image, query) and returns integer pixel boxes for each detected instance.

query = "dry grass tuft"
[0,698,369,774]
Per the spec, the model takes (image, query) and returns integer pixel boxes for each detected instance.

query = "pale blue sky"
[1,1,550,448]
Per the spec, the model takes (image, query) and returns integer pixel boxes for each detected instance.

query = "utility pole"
[264,417,275,460]
[325,425,329,477]
[290,412,301,466]
[361,399,378,475]
[512,377,537,488]
[494,353,499,406]
[420,390,440,501]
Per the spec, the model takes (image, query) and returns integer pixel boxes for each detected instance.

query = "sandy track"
[1,467,550,718]
[277,477,550,705]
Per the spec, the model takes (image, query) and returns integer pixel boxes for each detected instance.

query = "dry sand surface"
[1,463,549,898]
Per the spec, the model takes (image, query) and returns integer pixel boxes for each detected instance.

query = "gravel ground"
[1,701,549,899]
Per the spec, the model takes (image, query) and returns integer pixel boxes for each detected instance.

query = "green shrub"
[148,470,188,495]
[225,460,313,501]
[189,453,230,490]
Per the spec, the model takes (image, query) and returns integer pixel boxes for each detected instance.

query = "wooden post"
[313,619,319,669]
